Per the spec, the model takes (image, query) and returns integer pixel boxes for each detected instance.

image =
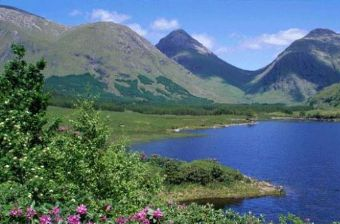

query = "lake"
[132,121,340,223]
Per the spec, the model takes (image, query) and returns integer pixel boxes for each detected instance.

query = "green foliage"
[161,204,266,224]
[0,44,49,184]
[148,157,243,186]
[156,76,191,96]
[138,74,154,85]
[279,214,308,224]
[0,45,163,218]
[309,83,340,108]
[45,73,115,100]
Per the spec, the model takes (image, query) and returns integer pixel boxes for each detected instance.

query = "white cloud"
[127,23,147,36]
[215,46,232,54]
[192,33,215,50]
[151,18,179,31]
[69,9,82,17]
[242,28,307,50]
[90,9,130,23]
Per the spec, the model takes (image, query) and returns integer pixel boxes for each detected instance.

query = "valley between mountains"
[1,5,340,106]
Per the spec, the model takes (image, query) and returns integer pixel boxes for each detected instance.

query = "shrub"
[147,157,244,186]
[0,45,163,218]
[0,44,49,184]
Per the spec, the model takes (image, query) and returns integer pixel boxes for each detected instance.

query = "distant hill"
[156,29,255,89]
[0,5,239,104]
[1,5,340,105]
[309,82,340,107]
[248,29,340,103]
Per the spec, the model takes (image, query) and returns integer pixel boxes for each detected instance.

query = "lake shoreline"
[162,177,285,206]
[171,120,258,133]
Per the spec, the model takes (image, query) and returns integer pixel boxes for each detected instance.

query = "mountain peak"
[0,5,43,18]
[156,29,212,56]
[0,5,67,36]
[306,28,337,38]
[167,29,192,38]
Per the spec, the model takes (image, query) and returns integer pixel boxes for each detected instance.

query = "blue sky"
[1,0,339,70]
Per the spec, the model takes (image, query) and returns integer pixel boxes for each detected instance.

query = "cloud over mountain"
[151,18,179,31]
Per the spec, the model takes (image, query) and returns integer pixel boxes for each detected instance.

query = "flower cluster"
[6,205,164,224]
[130,207,164,224]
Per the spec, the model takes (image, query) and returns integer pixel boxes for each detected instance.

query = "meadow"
[47,106,251,143]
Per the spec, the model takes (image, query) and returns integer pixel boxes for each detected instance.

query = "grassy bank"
[47,106,253,143]
[148,157,284,205]
[163,181,283,205]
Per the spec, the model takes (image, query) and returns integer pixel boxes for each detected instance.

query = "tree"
[0,44,48,183]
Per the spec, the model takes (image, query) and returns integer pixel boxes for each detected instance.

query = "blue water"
[132,121,340,223]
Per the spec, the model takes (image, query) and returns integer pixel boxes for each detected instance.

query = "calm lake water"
[132,121,340,223]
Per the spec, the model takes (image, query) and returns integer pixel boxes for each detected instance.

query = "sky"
[1,0,339,70]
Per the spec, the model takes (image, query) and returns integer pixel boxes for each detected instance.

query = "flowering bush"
[3,204,165,224]
[0,45,320,224]
[0,45,162,219]
[2,202,315,224]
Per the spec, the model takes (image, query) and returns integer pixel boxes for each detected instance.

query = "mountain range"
[1,5,340,105]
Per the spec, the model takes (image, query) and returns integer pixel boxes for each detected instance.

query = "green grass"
[47,106,250,143]
[161,181,283,203]
[47,106,285,203]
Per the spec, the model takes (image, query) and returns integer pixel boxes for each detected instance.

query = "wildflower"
[132,208,147,222]
[9,208,23,218]
[153,208,163,219]
[39,215,52,224]
[99,215,107,222]
[26,207,37,220]
[103,204,112,212]
[55,216,63,223]
[140,152,147,160]
[76,204,87,215]
[67,214,81,224]
[51,206,60,216]
[142,220,151,224]
[115,217,128,224]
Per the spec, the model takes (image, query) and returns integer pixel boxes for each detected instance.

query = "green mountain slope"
[2,5,340,105]
[0,5,246,104]
[248,29,340,103]
[309,82,340,107]
[156,29,255,89]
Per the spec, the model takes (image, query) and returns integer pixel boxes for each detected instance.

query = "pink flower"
[153,208,163,219]
[103,204,112,212]
[9,208,23,218]
[76,204,87,215]
[67,214,81,224]
[140,152,147,160]
[51,207,60,216]
[100,215,107,222]
[142,220,150,224]
[132,209,147,222]
[39,215,52,224]
[55,216,63,222]
[115,216,128,224]
[26,207,37,220]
